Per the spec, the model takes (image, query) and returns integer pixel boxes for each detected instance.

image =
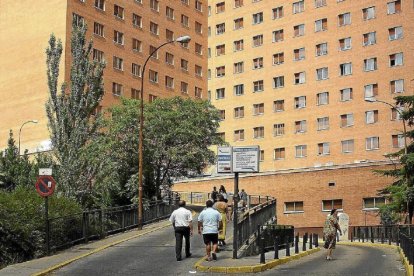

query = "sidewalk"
[0,219,171,276]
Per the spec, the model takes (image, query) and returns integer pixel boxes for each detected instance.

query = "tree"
[45,22,105,202]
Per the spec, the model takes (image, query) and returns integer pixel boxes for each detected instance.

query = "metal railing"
[47,199,178,253]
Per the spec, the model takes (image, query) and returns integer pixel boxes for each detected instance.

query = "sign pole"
[233,172,239,259]
[45,196,50,256]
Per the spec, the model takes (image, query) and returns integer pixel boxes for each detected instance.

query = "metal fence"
[47,199,178,253]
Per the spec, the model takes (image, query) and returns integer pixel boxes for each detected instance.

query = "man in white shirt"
[169,200,193,261]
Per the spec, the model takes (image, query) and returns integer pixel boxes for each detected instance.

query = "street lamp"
[365,97,407,154]
[18,120,38,155]
[138,35,191,229]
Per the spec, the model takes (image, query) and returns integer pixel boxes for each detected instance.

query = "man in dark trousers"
[169,200,193,261]
[211,186,218,202]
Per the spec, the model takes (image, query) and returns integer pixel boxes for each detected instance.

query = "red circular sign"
[35,176,56,197]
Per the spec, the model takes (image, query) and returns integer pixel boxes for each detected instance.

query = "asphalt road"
[260,244,405,276]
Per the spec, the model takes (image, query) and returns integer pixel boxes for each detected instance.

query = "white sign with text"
[232,146,260,173]
[217,146,233,173]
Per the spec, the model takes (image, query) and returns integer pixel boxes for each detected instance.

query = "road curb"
[194,247,321,273]
[338,241,413,276]
[31,221,171,276]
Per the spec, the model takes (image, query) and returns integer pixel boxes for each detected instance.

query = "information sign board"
[217,146,232,173]
[232,146,260,173]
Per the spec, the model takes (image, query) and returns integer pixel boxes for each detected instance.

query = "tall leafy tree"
[45,22,105,202]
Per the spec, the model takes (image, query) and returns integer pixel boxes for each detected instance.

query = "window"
[95,0,105,10]
[181,14,189,27]
[389,26,403,40]
[195,65,202,76]
[216,66,225,77]
[135,0,142,3]
[272,6,284,19]
[208,27,211,36]
[219,110,226,121]
[392,134,405,148]
[235,0,243,8]
[366,137,379,150]
[112,82,123,96]
[233,62,244,74]
[317,92,329,105]
[195,87,202,98]
[294,48,305,61]
[387,0,401,14]
[260,150,264,162]
[363,197,385,210]
[363,32,376,46]
[317,117,329,130]
[253,35,263,47]
[166,29,174,41]
[253,127,264,139]
[131,88,140,99]
[318,142,330,155]
[93,49,104,62]
[274,124,285,136]
[166,6,175,20]
[365,110,379,124]
[390,79,404,93]
[340,62,352,76]
[234,40,244,51]
[364,83,378,99]
[340,114,354,127]
[274,147,285,159]
[216,88,225,99]
[364,58,377,71]
[149,94,158,103]
[113,30,124,45]
[195,0,203,11]
[149,45,158,59]
[132,14,142,28]
[253,103,264,115]
[294,96,306,109]
[165,76,174,89]
[391,107,404,121]
[131,39,141,53]
[339,37,352,51]
[208,48,211,58]
[315,0,326,8]
[363,7,375,20]
[272,29,284,42]
[234,129,245,141]
[316,43,328,56]
[150,22,159,35]
[181,59,188,71]
[253,57,263,69]
[273,53,284,65]
[390,53,403,67]
[93,22,104,36]
[181,0,189,5]
[294,24,305,37]
[216,44,225,56]
[338,12,351,26]
[284,202,303,213]
[315,18,327,32]
[132,63,141,77]
[149,70,158,83]
[195,22,202,34]
[322,199,343,211]
[216,2,225,13]
[342,139,354,153]
[253,80,264,92]
[207,69,211,79]
[165,52,174,65]
[150,0,159,11]
[273,100,284,112]
[316,67,328,80]
[233,84,244,96]
[234,106,245,118]
[72,13,84,27]
[340,88,353,101]
[293,1,305,14]
[216,23,225,35]
[294,72,306,84]
[295,120,307,133]
[114,4,124,19]
[295,145,307,157]
[181,82,188,94]
[273,76,284,88]
[113,56,123,70]
[234,18,244,30]
[195,43,203,55]
[253,12,263,24]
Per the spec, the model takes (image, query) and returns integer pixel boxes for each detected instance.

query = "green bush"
[0,187,81,267]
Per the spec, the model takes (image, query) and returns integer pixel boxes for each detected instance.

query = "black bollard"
[260,236,265,264]
[371,227,374,243]
[274,236,279,259]
[295,234,299,254]
[310,233,313,249]
[315,234,319,247]
[302,234,307,251]
[381,232,384,244]
[388,228,392,245]
[286,235,290,256]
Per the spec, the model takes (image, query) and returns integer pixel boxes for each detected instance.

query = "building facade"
[185,0,414,226]
[0,0,207,152]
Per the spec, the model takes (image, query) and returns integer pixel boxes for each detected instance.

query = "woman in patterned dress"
[323,209,342,260]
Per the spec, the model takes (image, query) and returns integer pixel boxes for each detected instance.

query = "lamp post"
[365,97,407,154]
[18,120,38,155]
[138,35,191,229]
